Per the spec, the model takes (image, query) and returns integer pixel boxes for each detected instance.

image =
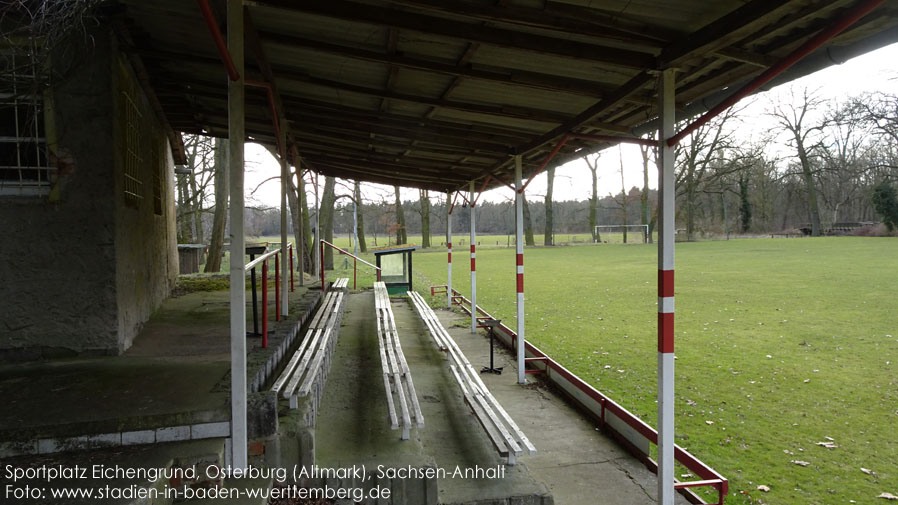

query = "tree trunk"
[354,181,367,253]
[797,144,822,236]
[188,168,204,243]
[588,161,599,242]
[739,175,752,233]
[320,176,336,269]
[204,138,228,273]
[177,175,193,243]
[394,185,407,244]
[419,189,431,248]
[641,144,652,243]
[522,194,535,246]
[544,167,555,246]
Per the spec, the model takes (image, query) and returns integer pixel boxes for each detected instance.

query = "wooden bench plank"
[408,290,536,459]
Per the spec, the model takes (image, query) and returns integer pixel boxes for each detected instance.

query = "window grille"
[0,47,53,196]
[119,60,142,206]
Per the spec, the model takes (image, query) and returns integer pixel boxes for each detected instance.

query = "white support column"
[657,68,677,505]
[514,155,526,384]
[226,0,247,470]
[279,117,289,317]
[313,173,320,281]
[469,181,476,333]
[446,191,452,308]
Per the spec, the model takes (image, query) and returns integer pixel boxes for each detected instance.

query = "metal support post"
[226,0,247,470]
[514,155,526,384]
[469,181,476,333]
[262,259,268,348]
[446,190,452,308]
[657,68,677,505]
[274,252,280,322]
[279,117,289,317]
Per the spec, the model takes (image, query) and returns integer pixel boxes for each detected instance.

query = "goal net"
[594,224,650,244]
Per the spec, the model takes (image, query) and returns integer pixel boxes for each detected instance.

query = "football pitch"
[409,237,897,505]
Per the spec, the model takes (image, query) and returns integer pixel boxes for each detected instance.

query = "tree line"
[174,87,898,273]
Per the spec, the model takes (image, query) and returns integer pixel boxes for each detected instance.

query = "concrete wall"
[112,50,178,352]
[0,30,177,359]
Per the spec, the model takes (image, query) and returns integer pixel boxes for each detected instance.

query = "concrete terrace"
[0,285,320,454]
[0,282,684,504]
[314,289,682,505]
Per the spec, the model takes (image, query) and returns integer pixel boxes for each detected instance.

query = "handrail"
[320,240,379,270]
[319,239,382,291]
[440,286,728,505]
[245,248,280,272]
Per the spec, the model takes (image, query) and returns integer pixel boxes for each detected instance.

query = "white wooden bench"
[375,282,424,440]
[408,290,535,465]
[272,278,349,409]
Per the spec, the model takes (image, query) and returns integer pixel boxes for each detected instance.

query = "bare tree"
[204,138,228,272]
[768,88,828,236]
[394,186,407,244]
[675,105,741,240]
[354,181,367,253]
[418,189,431,248]
[640,135,655,243]
[585,154,601,242]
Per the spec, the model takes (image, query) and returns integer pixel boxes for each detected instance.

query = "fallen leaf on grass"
[878,493,898,500]
[681,473,694,479]
[804,379,811,383]
[815,441,838,448]
[791,460,810,466]
[705,420,714,425]
[861,468,876,475]
[825,436,835,441]
[757,485,770,492]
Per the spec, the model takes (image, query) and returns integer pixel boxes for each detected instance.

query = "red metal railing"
[318,240,381,292]
[434,286,728,505]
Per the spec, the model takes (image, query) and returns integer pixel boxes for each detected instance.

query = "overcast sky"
[243,42,898,209]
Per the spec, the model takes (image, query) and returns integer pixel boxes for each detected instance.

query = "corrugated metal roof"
[113,0,898,192]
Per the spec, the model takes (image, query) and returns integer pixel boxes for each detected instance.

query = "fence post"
[275,252,280,322]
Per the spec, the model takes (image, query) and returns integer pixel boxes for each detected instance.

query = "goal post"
[594,224,650,244]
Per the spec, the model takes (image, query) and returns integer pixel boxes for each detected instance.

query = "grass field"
[407,238,898,505]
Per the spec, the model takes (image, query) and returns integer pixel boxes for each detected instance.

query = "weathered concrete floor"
[317,291,685,505]
[316,291,551,504]
[434,307,691,505]
[0,286,312,441]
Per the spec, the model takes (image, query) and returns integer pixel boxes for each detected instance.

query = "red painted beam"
[668,0,885,147]
[196,0,240,82]
[520,135,568,193]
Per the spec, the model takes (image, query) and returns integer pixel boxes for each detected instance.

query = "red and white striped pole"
[469,181,477,333]
[657,68,676,505]
[514,155,526,384]
[447,190,453,308]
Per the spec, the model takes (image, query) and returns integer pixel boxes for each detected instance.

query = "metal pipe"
[196,0,239,81]
[319,239,325,292]
[226,0,246,470]
[275,252,280,322]
[446,190,452,308]
[279,116,289,317]
[657,69,677,505]
[262,259,268,348]
[514,155,526,384]
[667,0,885,147]
[571,133,655,147]
[289,243,294,292]
[469,181,476,334]
[520,135,568,194]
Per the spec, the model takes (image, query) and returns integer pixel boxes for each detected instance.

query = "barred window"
[0,47,53,196]
[119,62,143,206]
